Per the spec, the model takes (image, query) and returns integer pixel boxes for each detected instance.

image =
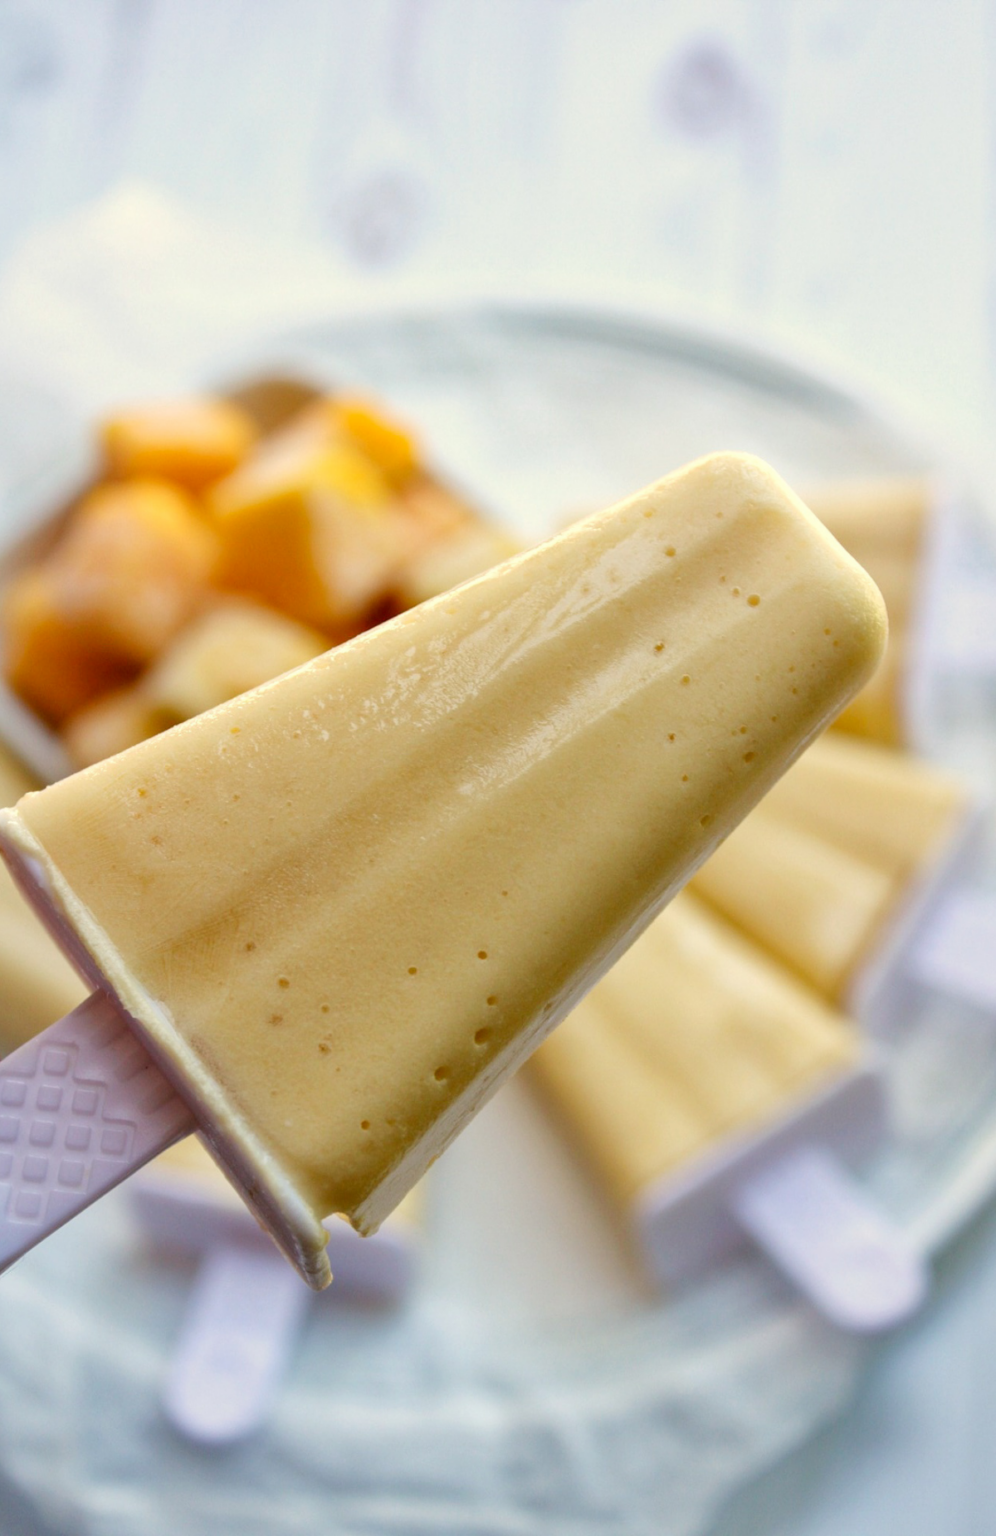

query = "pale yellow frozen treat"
[690,732,970,1000]
[0,743,87,1048]
[531,892,858,1208]
[761,732,970,886]
[803,478,929,747]
[0,453,886,1287]
[803,478,929,564]
[690,803,895,1000]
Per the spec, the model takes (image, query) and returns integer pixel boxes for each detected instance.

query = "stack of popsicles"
[529,475,986,1318]
[529,891,925,1329]
[689,729,979,1020]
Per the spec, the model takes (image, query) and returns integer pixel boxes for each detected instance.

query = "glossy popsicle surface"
[0,452,886,1287]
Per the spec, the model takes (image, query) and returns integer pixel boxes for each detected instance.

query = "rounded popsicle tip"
[713,451,890,719]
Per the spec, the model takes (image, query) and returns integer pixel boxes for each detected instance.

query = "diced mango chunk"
[62,685,168,768]
[144,600,327,722]
[101,398,257,489]
[50,479,217,661]
[209,439,403,629]
[331,397,419,486]
[394,523,521,608]
[2,479,217,721]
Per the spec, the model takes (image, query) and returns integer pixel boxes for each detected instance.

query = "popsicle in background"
[0,740,87,1050]
[688,731,988,1027]
[0,452,887,1286]
[530,892,926,1331]
[132,1141,422,1444]
[804,479,928,748]
[804,476,996,753]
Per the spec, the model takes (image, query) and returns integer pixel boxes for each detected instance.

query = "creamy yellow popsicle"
[0,452,886,1287]
[531,892,858,1210]
[761,731,969,886]
[803,478,929,746]
[690,732,971,1001]
[0,742,87,1049]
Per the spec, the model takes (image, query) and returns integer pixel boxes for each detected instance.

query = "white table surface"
[1,5,995,1533]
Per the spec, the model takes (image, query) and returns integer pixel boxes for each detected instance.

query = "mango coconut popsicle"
[0,452,886,1288]
[531,890,860,1216]
[689,731,975,1008]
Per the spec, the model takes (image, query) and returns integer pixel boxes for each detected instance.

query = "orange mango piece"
[47,479,218,663]
[209,438,404,630]
[331,396,419,486]
[2,569,138,723]
[101,397,257,490]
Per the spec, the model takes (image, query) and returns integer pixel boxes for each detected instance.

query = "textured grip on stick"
[0,991,194,1273]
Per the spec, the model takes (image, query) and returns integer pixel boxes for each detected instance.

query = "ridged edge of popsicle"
[0,815,334,1289]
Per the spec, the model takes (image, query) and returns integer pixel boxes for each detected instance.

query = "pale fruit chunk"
[101,398,258,489]
[145,602,327,722]
[63,685,168,769]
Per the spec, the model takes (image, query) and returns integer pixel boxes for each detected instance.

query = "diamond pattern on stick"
[0,992,194,1240]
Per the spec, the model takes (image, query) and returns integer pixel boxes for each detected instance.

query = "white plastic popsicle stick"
[162,1239,310,1445]
[0,991,194,1273]
[731,1145,927,1332]
[904,887,996,1014]
[635,1058,928,1331]
[133,1162,419,1443]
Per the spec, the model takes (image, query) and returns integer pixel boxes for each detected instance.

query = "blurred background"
[1,4,996,1535]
